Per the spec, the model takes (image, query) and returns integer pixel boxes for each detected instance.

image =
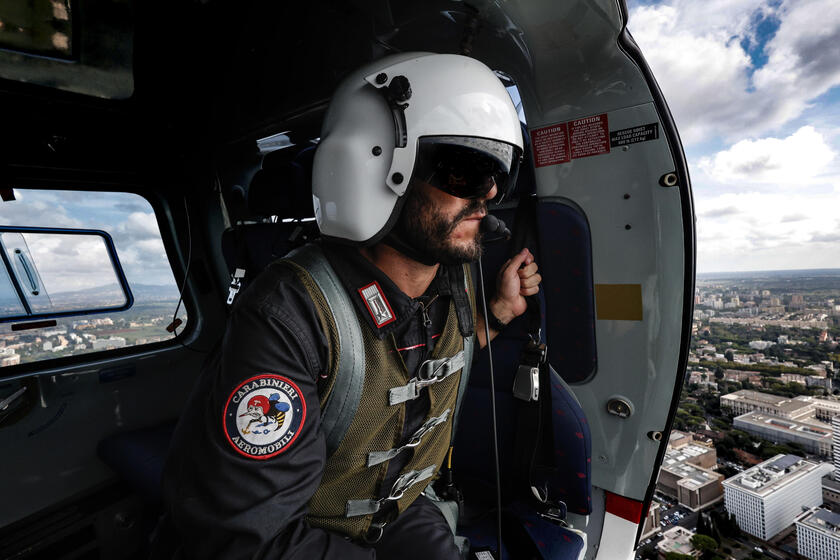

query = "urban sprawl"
[642,271,840,560]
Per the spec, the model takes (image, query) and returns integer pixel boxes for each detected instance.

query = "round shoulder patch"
[223,374,306,460]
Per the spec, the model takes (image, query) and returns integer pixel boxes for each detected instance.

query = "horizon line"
[697,267,840,275]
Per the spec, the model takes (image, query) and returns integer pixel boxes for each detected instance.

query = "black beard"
[393,185,485,265]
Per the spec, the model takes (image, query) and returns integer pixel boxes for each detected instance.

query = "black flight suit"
[162,242,473,559]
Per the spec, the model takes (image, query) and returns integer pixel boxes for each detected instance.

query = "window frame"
[0,225,134,325]
[0,183,196,379]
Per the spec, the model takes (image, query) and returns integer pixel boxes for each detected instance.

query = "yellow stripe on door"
[594,284,643,321]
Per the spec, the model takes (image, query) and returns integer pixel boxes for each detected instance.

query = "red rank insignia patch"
[359,281,395,327]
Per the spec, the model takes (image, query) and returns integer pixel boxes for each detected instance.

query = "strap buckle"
[531,485,567,526]
[418,354,461,381]
[408,412,447,445]
[513,340,545,402]
[367,410,451,466]
[389,470,420,501]
[346,465,438,517]
[226,268,246,305]
[389,352,464,405]
[512,365,539,402]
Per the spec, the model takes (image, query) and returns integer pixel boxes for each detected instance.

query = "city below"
[0,284,183,367]
[640,269,840,560]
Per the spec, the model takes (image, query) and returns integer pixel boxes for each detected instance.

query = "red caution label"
[530,113,611,167]
[531,123,570,167]
[569,114,610,159]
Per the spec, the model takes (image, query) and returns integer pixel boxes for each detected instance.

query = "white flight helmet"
[312,52,524,245]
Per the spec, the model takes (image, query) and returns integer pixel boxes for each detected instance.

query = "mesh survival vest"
[281,244,476,540]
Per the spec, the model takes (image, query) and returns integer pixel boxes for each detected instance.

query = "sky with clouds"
[0,190,177,296]
[626,0,840,272]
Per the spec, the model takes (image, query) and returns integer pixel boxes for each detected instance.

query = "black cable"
[170,195,197,351]
[170,196,190,331]
[477,256,503,559]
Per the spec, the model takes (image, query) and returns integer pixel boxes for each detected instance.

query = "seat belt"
[505,195,569,523]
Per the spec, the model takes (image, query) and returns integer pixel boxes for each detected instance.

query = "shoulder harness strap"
[284,244,365,457]
[451,264,476,445]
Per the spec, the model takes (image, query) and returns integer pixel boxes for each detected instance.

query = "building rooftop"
[671,464,721,490]
[669,430,689,443]
[723,454,825,496]
[797,507,840,535]
[662,443,714,467]
[796,396,840,411]
[656,526,698,557]
[734,412,832,443]
[822,474,840,493]
[721,390,813,414]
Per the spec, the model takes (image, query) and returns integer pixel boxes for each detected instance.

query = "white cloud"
[117,212,161,240]
[698,126,836,184]
[696,191,840,271]
[21,232,122,296]
[628,0,840,143]
[0,199,82,229]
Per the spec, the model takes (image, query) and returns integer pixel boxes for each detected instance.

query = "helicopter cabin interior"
[0,1,694,559]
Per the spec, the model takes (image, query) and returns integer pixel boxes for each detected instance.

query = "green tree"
[724,349,734,362]
[691,533,718,552]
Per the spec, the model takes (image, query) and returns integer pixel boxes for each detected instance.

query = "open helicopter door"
[491,2,695,558]
[0,0,692,557]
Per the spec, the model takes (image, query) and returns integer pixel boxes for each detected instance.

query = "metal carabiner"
[362,522,386,544]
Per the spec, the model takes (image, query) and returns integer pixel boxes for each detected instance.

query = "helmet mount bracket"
[375,75,411,150]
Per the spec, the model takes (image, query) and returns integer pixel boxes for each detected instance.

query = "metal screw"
[622,146,629,152]
[598,454,608,463]
[648,431,663,441]
[625,224,632,230]
[392,172,404,185]
[623,193,630,199]
[372,146,382,156]
[375,73,388,85]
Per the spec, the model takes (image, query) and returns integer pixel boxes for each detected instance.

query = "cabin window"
[0,189,186,368]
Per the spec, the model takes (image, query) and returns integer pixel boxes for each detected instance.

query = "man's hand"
[475,248,541,348]
[490,248,542,325]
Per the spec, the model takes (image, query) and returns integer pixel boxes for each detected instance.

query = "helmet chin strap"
[381,230,439,267]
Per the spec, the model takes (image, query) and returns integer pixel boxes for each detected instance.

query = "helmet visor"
[413,136,522,204]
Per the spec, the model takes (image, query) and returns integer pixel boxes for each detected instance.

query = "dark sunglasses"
[413,137,521,204]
